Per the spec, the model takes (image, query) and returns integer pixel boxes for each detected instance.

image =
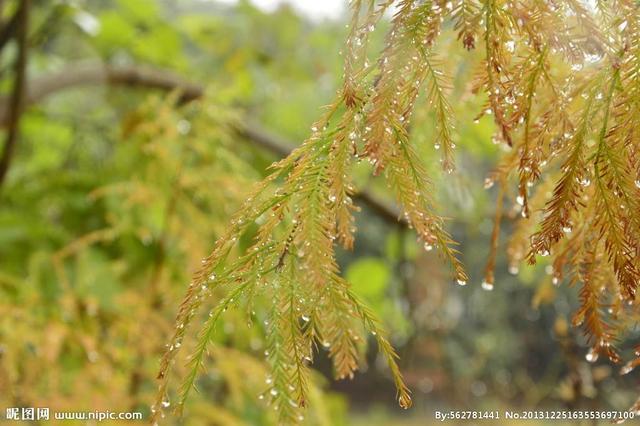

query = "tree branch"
[0,0,29,187]
[0,62,404,225]
[0,3,20,53]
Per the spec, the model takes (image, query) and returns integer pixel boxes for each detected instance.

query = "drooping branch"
[0,62,404,225]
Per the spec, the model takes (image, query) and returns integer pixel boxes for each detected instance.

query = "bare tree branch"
[0,63,203,123]
[0,62,404,225]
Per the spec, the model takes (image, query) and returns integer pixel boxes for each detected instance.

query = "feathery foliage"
[156,0,640,423]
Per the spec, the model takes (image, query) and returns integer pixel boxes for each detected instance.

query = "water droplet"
[620,362,635,375]
[552,276,560,286]
[481,280,494,291]
[585,52,603,63]
[424,242,433,251]
[270,388,278,396]
[635,179,640,189]
[562,225,572,233]
[301,315,310,322]
[161,399,170,408]
[508,265,519,275]
[516,195,525,206]
[585,348,599,363]
[483,178,494,189]
[456,279,467,286]
[505,40,515,52]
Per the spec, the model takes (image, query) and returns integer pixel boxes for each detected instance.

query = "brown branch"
[0,0,29,187]
[0,63,203,123]
[0,62,404,225]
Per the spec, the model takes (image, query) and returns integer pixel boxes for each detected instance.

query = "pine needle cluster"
[155,0,640,422]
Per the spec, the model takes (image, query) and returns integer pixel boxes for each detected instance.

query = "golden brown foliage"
[157,0,640,423]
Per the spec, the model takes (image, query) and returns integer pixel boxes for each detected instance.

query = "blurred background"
[0,0,638,424]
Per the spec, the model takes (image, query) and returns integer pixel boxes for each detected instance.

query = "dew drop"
[508,265,519,275]
[585,348,599,363]
[483,178,494,189]
[161,399,170,408]
[424,242,433,252]
[505,40,515,52]
[579,177,590,187]
[270,388,278,396]
[620,362,635,375]
[481,280,494,291]
[635,179,640,189]
[456,278,467,286]
[301,315,310,322]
